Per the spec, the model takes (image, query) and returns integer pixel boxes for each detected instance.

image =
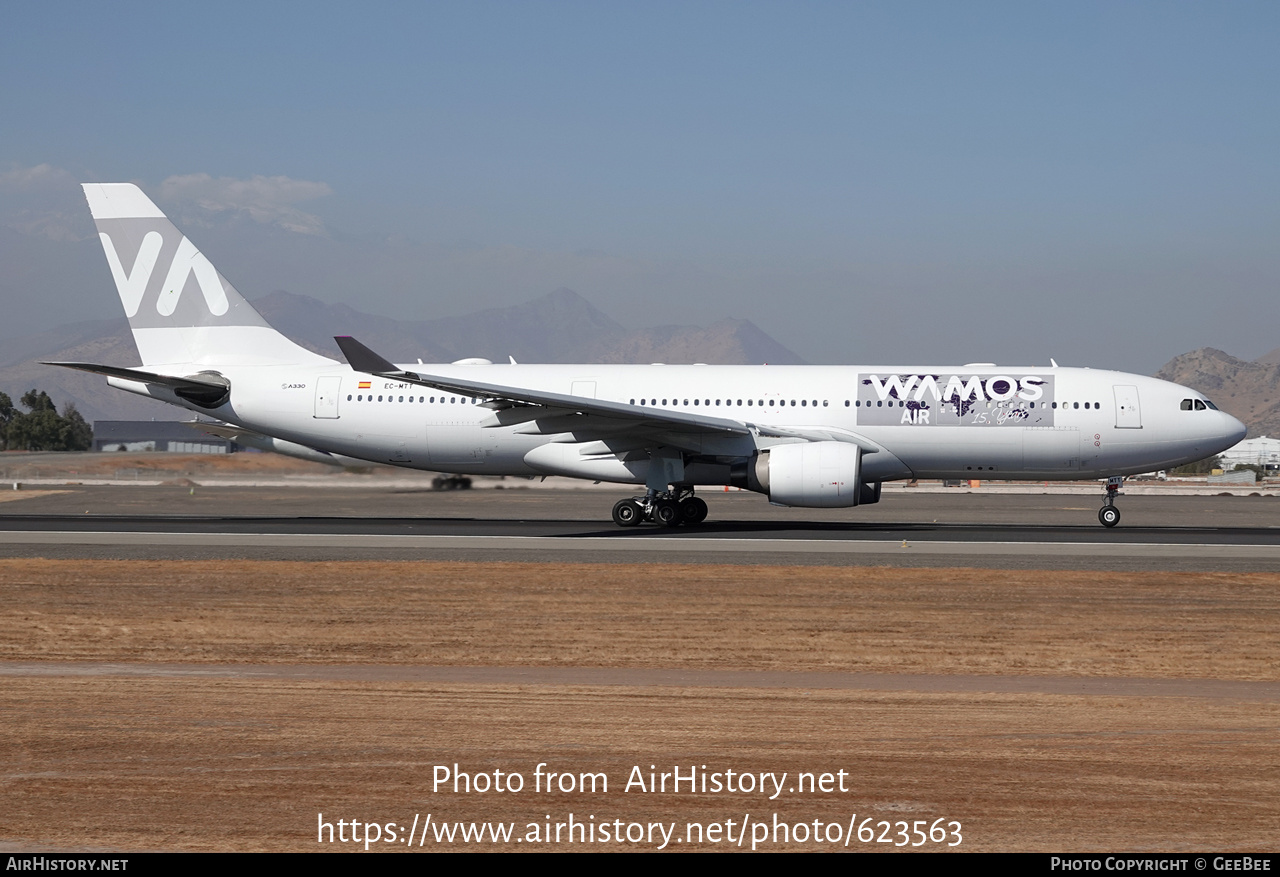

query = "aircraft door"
[314,376,342,419]
[1113,385,1142,429]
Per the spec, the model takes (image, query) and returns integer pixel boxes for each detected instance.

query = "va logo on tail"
[99,230,230,318]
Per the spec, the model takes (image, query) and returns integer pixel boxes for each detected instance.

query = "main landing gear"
[612,488,709,528]
[1098,476,1123,527]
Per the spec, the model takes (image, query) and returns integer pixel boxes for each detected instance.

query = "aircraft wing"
[334,336,880,454]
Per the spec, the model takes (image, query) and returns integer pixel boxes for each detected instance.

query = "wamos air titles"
[52,183,1246,528]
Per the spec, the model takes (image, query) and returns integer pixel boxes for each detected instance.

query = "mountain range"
[0,288,805,423]
[1155,348,1280,439]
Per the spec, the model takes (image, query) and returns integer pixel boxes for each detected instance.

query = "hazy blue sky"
[2,1,1277,371]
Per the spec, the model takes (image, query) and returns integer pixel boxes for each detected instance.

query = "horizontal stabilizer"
[43,361,230,408]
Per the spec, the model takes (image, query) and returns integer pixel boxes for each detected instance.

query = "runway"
[2,521,1280,560]
[0,486,1277,568]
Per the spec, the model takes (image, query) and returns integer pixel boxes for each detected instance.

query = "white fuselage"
[111,361,1246,485]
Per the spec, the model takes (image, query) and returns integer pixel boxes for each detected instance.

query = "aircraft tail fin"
[82,183,331,368]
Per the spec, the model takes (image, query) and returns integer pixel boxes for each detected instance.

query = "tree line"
[0,390,93,451]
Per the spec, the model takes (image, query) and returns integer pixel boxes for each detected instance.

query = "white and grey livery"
[53,183,1247,528]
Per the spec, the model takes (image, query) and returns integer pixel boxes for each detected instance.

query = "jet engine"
[735,441,868,508]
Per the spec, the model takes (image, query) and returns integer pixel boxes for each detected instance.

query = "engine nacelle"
[753,441,864,508]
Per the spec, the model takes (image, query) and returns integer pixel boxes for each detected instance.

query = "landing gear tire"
[1099,506,1120,528]
[680,496,708,525]
[654,498,682,527]
[612,498,644,527]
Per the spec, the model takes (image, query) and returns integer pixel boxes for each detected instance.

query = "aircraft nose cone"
[1223,413,1247,445]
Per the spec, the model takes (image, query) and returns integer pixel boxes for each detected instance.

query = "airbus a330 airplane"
[53,183,1246,528]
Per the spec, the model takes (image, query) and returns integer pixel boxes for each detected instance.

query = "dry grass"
[1,559,1277,680]
[2,558,1278,852]
[3,678,1277,851]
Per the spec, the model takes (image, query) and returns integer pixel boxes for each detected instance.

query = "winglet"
[334,336,416,378]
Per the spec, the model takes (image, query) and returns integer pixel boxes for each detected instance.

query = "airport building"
[1218,435,1280,472]
[92,421,238,454]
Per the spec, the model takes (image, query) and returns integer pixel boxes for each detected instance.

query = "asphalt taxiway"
[1,485,1277,569]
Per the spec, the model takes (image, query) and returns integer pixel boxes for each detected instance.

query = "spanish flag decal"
[358,381,371,389]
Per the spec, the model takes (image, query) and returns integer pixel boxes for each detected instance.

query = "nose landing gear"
[611,489,708,528]
[1098,476,1123,527]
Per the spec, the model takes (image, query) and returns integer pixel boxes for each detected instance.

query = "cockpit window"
[1194,399,1207,411]
[1205,400,1219,410]
[1181,399,1193,410]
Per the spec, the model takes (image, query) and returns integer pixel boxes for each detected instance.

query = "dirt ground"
[2,559,1278,852]
[0,450,343,478]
